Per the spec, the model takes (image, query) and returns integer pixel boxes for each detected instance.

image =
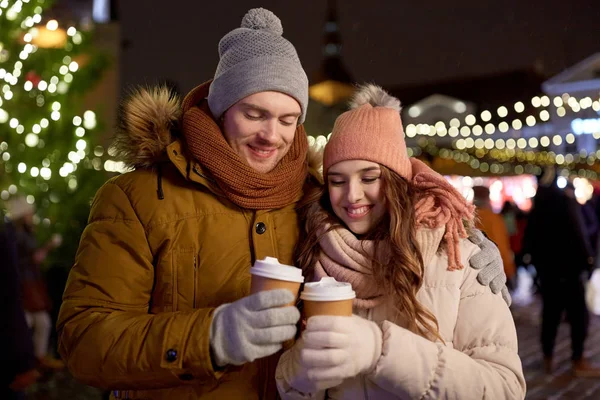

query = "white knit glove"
[210,289,300,367]
[468,229,512,306]
[276,337,343,395]
[300,315,383,383]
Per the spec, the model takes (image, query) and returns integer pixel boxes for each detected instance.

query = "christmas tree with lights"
[0,0,110,268]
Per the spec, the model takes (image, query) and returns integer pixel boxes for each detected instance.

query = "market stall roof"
[543,52,600,95]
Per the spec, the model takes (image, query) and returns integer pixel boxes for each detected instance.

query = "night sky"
[118,0,600,94]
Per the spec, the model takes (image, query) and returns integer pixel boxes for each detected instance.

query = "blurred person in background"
[501,201,518,238]
[473,186,516,291]
[1,213,40,399]
[7,196,64,372]
[523,171,598,376]
[590,187,600,270]
[502,201,528,269]
[581,193,599,260]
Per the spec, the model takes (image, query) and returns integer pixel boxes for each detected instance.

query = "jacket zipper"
[363,375,369,400]
[192,166,230,201]
[192,165,215,183]
[193,255,197,308]
[362,308,373,400]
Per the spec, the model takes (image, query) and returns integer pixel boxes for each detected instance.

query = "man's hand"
[468,229,511,306]
[210,289,300,367]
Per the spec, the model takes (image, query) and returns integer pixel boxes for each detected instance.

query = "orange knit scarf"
[182,102,308,210]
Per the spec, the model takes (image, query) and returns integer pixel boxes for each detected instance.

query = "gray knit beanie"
[208,8,309,124]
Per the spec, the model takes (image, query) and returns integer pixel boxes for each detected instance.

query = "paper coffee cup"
[250,257,304,304]
[300,277,356,318]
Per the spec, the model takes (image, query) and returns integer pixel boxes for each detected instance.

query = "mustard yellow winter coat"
[57,83,319,400]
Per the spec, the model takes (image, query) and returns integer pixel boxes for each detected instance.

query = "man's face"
[222,91,301,174]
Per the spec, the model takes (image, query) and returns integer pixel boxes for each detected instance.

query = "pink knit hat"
[323,84,475,270]
[323,86,411,178]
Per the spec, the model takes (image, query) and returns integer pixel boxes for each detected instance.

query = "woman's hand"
[300,315,383,383]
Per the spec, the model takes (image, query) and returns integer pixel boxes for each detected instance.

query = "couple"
[57,8,525,400]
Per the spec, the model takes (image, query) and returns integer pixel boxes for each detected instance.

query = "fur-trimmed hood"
[111,86,181,170]
[110,82,323,176]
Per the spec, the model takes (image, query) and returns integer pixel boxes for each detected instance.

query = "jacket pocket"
[151,248,197,313]
[174,247,197,312]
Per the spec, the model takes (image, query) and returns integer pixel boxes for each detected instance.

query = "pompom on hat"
[323,84,475,270]
[324,85,410,178]
[208,8,309,123]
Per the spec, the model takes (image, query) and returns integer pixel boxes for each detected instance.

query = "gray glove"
[468,229,512,307]
[210,289,301,367]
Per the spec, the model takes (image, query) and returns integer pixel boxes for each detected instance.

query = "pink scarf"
[410,158,475,271]
[313,158,475,309]
[314,226,384,309]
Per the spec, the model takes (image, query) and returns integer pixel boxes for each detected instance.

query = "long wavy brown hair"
[295,165,443,343]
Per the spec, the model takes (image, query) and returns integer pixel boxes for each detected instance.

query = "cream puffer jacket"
[276,227,526,400]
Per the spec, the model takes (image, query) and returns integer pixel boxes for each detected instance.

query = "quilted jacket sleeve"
[368,267,526,399]
[57,181,221,390]
[275,346,326,400]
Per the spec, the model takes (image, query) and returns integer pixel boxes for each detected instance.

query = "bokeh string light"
[404,94,600,141]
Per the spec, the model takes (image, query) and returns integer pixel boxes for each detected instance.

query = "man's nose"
[257,119,278,142]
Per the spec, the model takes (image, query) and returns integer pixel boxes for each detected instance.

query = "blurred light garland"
[413,137,599,180]
[404,94,600,141]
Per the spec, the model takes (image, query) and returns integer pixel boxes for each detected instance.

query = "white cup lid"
[300,277,356,301]
[250,257,305,283]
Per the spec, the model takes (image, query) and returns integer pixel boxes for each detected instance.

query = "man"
[57,8,509,400]
[523,172,599,376]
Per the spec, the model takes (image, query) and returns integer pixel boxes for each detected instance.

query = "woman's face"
[327,160,387,235]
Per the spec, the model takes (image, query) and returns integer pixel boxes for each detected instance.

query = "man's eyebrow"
[239,103,301,118]
[281,111,302,118]
[239,103,267,113]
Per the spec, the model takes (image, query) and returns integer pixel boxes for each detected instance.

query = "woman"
[276,85,526,399]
